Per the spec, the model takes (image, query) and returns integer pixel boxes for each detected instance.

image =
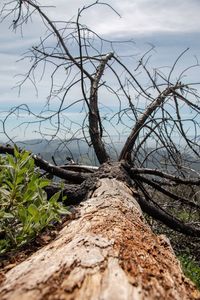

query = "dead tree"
[0,1,200,299]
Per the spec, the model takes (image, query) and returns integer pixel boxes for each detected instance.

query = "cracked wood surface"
[0,178,199,300]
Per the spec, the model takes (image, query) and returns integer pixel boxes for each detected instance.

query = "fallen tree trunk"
[0,178,199,300]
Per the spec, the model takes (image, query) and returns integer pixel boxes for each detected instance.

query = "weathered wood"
[0,178,199,300]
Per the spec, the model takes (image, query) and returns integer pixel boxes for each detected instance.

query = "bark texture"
[0,178,199,300]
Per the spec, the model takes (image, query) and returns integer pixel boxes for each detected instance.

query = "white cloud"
[109,0,200,35]
[1,0,200,42]
[0,0,200,139]
[40,0,200,36]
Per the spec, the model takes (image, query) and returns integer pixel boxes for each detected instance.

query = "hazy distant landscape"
[11,135,131,165]
[7,139,198,173]
[16,139,96,165]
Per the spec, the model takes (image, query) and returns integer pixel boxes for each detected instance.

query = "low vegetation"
[147,215,200,290]
[0,147,68,254]
[179,254,200,289]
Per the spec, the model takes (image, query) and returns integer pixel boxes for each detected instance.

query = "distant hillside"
[15,138,125,166]
[1,139,199,172]
[16,138,97,165]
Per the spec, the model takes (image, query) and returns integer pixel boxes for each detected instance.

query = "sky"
[0,0,200,142]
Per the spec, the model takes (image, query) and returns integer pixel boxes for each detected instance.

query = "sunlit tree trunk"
[0,178,199,300]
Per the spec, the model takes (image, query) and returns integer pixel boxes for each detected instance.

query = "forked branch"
[89,53,114,164]
[119,83,187,162]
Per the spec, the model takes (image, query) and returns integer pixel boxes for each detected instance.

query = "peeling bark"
[0,178,199,300]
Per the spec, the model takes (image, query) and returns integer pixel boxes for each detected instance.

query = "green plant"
[0,147,68,253]
[179,254,200,290]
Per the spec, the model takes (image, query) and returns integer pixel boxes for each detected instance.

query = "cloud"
[0,0,200,141]
[2,0,200,41]
[108,0,200,36]
[40,0,200,36]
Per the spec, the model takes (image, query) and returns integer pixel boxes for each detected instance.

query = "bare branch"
[119,83,186,161]
[136,193,200,237]
[0,145,89,183]
[132,167,200,185]
[89,53,114,164]
[133,174,200,210]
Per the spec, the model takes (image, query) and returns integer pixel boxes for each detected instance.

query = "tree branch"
[23,0,93,80]
[131,167,200,185]
[136,194,200,237]
[133,174,200,210]
[0,145,89,183]
[88,53,113,164]
[119,83,187,162]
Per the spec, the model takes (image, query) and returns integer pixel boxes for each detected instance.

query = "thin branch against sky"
[0,0,200,141]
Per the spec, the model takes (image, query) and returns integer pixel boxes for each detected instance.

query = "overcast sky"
[0,0,200,141]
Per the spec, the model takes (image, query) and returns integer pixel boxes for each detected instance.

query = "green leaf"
[49,192,61,205]
[28,204,39,217]
[3,212,14,219]
[14,145,20,158]
[19,154,32,169]
[0,188,11,198]
[38,180,50,189]
[4,179,14,190]
[18,206,27,224]
[62,195,67,202]
[57,206,69,215]
[0,149,71,253]
[16,174,25,185]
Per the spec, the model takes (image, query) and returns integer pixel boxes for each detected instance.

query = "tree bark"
[0,178,199,300]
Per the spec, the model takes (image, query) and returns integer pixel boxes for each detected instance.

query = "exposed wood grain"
[0,178,199,300]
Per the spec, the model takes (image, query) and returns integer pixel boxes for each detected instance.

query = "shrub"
[0,147,68,253]
[179,254,200,289]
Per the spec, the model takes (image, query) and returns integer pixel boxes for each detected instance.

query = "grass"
[178,254,200,289]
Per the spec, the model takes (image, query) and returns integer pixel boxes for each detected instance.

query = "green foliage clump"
[179,254,200,290]
[0,147,68,253]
